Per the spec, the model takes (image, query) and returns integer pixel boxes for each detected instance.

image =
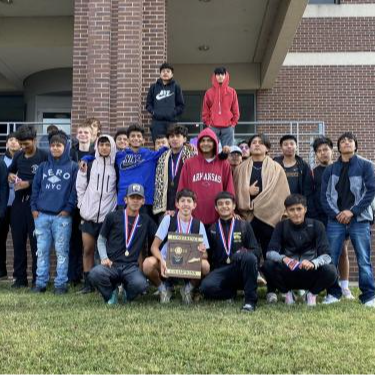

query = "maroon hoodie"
[178,128,235,225]
[202,72,240,128]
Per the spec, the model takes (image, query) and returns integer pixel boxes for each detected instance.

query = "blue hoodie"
[115,147,167,205]
[31,141,78,215]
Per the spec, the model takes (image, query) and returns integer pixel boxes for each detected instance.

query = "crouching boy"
[143,189,210,304]
[262,194,338,306]
[89,184,157,304]
[31,130,78,294]
[200,192,261,312]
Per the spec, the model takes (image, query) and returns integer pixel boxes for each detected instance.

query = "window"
[309,0,340,4]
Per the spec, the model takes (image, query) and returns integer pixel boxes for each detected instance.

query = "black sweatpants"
[200,251,258,305]
[250,217,274,260]
[0,206,11,275]
[67,208,83,283]
[262,260,338,295]
[10,197,37,283]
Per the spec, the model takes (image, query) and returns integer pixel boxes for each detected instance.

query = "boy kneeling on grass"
[143,189,210,304]
[262,194,338,307]
[200,192,261,313]
[89,184,157,305]
[31,130,78,294]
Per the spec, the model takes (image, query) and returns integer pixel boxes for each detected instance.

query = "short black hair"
[47,124,58,134]
[312,136,333,153]
[284,194,307,208]
[248,133,271,150]
[127,124,145,137]
[279,134,297,146]
[155,134,168,141]
[160,62,174,73]
[215,191,236,205]
[237,140,248,146]
[6,132,17,142]
[114,127,128,141]
[15,124,37,141]
[97,136,110,144]
[214,67,227,75]
[176,189,197,203]
[167,123,188,138]
[337,132,358,153]
[48,130,68,146]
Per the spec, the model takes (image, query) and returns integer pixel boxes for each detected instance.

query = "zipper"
[96,159,106,223]
[106,175,110,192]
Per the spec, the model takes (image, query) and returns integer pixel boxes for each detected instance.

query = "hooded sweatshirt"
[146,78,185,122]
[202,72,240,128]
[76,135,117,223]
[178,128,235,225]
[30,141,78,215]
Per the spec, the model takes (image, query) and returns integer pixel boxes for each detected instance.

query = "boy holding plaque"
[200,191,261,313]
[89,184,157,304]
[143,189,210,304]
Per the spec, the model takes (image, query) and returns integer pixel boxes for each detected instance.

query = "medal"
[177,214,192,234]
[124,210,140,257]
[170,150,182,186]
[218,217,235,264]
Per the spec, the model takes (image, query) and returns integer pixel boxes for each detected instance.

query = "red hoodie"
[202,72,240,128]
[178,128,235,225]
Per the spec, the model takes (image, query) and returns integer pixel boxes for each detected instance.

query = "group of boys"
[0,62,375,312]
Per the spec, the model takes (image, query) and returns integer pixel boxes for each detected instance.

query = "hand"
[283,257,300,271]
[32,211,39,220]
[336,210,353,225]
[299,259,315,271]
[101,258,113,268]
[234,213,242,220]
[249,181,259,196]
[160,259,167,278]
[8,173,17,184]
[221,146,231,155]
[79,161,87,173]
[197,243,206,253]
[165,210,176,217]
[14,180,29,191]
[58,211,70,217]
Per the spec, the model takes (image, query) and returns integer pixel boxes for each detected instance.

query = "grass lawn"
[0,282,374,374]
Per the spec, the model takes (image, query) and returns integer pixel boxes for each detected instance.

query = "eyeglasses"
[239,145,249,150]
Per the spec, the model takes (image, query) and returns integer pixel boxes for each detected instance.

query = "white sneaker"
[266,292,278,304]
[257,273,267,286]
[342,288,355,300]
[305,292,317,307]
[285,291,295,306]
[364,298,375,308]
[322,294,340,305]
[159,283,172,304]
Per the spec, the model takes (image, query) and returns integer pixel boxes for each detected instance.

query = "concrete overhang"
[168,0,308,90]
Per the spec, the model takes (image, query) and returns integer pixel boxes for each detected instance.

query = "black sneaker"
[31,286,47,293]
[77,284,94,294]
[54,287,68,295]
[11,280,28,288]
[241,303,256,313]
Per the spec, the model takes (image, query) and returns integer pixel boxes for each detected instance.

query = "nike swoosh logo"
[156,91,174,100]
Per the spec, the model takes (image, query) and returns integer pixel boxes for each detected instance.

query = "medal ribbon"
[171,150,183,181]
[177,214,192,234]
[124,210,140,250]
[218,218,235,258]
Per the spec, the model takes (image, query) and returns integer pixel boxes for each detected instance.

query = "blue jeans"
[34,213,72,288]
[327,219,375,303]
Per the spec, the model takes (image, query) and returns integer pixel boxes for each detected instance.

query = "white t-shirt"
[156,215,210,260]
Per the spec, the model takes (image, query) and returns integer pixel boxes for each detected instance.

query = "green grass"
[0,283,374,374]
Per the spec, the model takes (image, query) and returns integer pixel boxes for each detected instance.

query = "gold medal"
[125,250,129,257]
[226,257,231,264]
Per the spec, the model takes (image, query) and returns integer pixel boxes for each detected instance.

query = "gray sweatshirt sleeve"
[312,254,331,269]
[97,234,108,260]
[266,251,284,263]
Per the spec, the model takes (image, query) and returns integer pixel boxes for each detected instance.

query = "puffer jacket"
[76,135,117,223]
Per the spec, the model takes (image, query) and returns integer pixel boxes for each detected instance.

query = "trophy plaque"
[165,233,203,279]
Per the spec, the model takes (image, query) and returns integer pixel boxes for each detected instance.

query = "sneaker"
[180,283,193,305]
[160,284,172,304]
[11,279,28,288]
[285,291,295,305]
[364,298,375,308]
[257,273,267,286]
[122,289,128,304]
[31,286,47,293]
[54,287,68,295]
[241,303,255,313]
[305,292,317,307]
[342,288,355,300]
[322,294,340,305]
[107,289,119,305]
[266,292,278,304]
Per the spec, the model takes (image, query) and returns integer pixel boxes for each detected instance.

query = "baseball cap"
[126,183,145,198]
[230,145,242,155]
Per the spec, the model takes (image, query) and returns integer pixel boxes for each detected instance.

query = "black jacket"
[0,160,9,218]
[207,218,261,270]
[146,79,185,122]
[69,138,95,162]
